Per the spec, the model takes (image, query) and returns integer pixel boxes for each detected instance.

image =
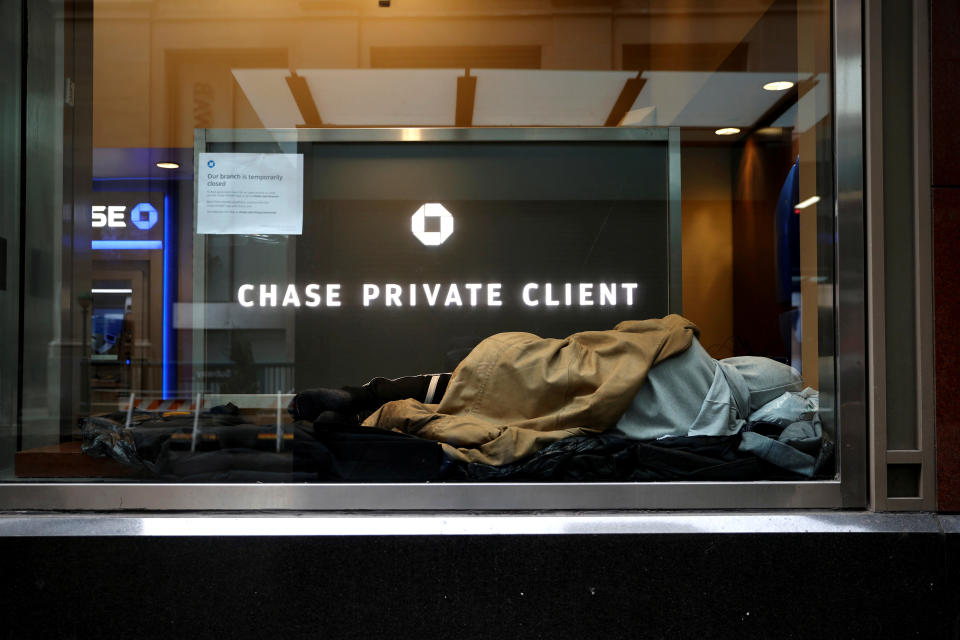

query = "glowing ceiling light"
[714,127,741,136]
[794,196,821,211]
[763,81,795,91]
[155,162,180,169]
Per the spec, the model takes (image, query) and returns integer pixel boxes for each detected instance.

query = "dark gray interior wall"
[204,139,673,389]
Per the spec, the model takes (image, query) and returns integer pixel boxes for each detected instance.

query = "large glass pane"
[7,0,837,486]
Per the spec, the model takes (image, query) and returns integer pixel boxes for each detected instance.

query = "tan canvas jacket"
[362,315,698,466]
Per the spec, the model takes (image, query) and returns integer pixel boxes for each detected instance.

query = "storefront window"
[1,0,853,503]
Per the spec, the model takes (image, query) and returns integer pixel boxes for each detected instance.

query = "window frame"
[0,0,866,512]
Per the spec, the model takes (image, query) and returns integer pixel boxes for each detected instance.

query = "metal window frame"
[0,0,867,512]
[865,0,935,510]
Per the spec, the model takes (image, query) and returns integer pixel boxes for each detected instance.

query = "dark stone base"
[2,528,958,639]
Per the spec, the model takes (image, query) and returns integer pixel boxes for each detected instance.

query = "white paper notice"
[197,152,303,235]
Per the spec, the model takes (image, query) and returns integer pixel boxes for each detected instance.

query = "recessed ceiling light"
[763,81,794,91]
[155,162,180,169]
[715,127,741,136]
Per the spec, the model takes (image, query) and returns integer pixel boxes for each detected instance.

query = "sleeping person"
[291,315,819,472]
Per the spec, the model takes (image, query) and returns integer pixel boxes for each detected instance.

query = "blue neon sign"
[129,202,159,230]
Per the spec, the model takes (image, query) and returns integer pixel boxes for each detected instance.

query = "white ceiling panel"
[471,69,638,126]
[233,68,812,130]
[232,69,305,128]
[298,69,462,126]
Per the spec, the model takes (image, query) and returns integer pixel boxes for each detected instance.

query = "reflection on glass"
[6,0,836,487]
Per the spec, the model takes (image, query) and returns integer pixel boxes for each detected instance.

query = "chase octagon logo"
[411,203,453,246]
[129,202,158,230]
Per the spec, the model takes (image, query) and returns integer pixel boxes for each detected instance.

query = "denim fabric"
[738,416,824,477]
[748,387,818,426]
[613,336,716,440]
[613,337,804,440]
[719,356,804,412]
[686,364,746,437]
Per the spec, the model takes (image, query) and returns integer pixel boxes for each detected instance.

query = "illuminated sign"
[129,203,159,230]
[201,137,673,386]
[91,203,158,229]
[91,205,128,228]
[90,193,164,251]
[236,282,640,309]
[411,203,454,246]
